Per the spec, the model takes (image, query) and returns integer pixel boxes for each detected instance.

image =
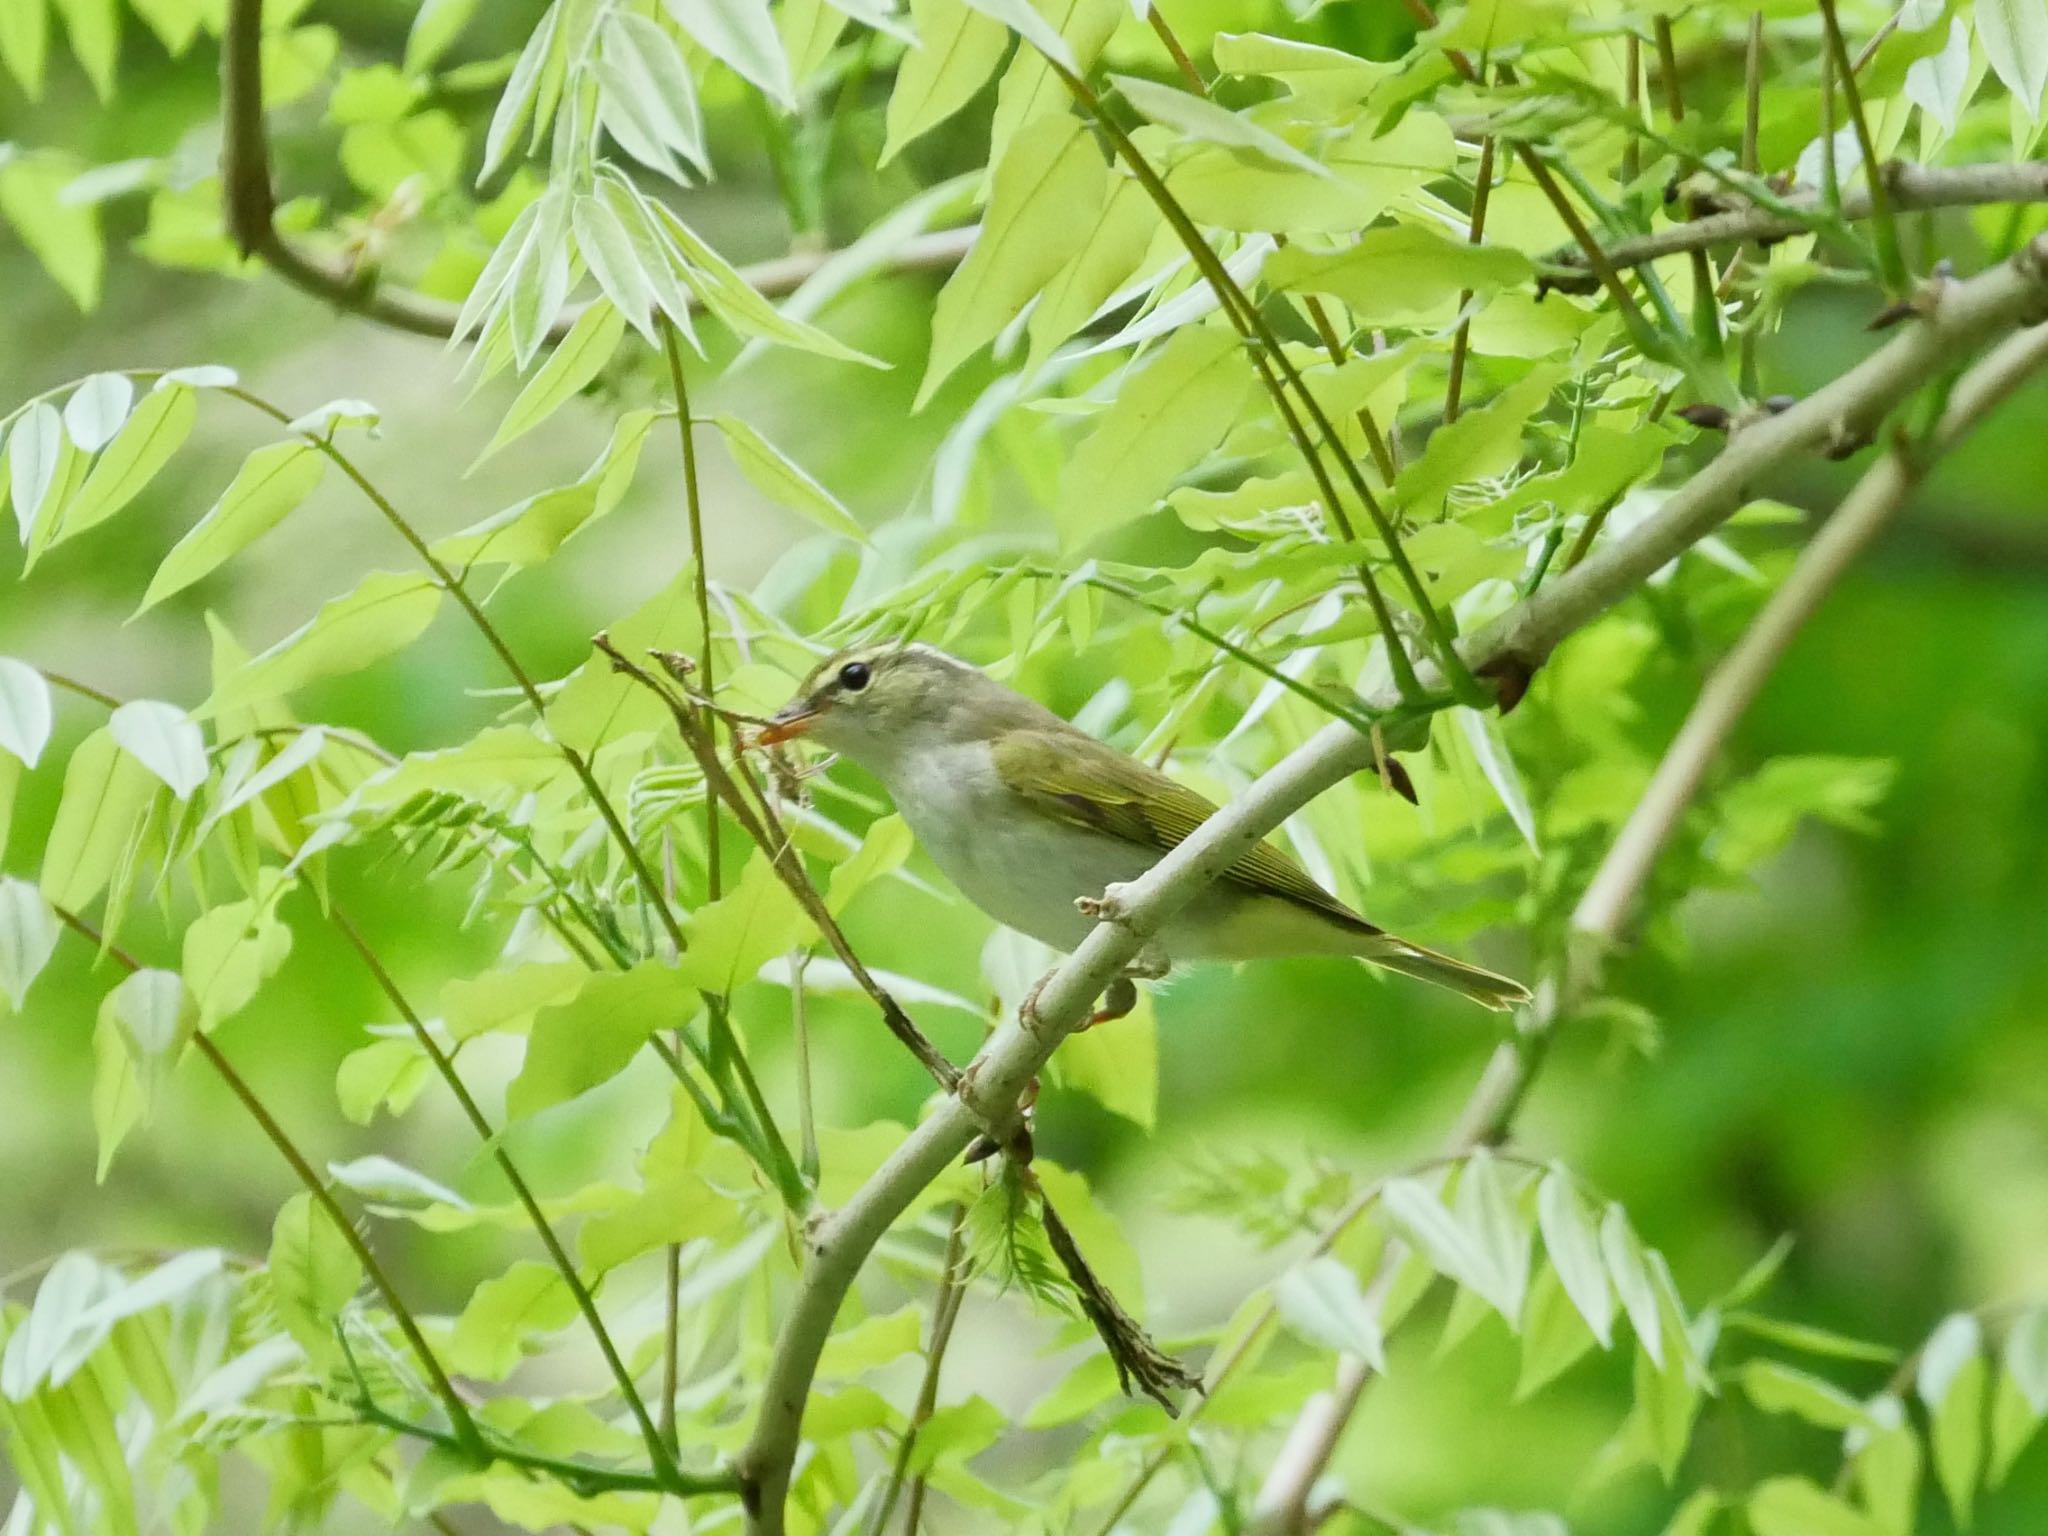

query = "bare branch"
[733,241,2048,1534]
[1541,161,2048,283]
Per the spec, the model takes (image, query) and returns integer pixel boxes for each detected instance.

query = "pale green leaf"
[711,413,866,540]
[655,203,881,364]
[509,961,692,1117]
[958,0,1073,70]
[660,0,793,107]
[56,383,196,548]
[40,727,159,913]
[1536,1166,1612,1347]
[1919,1313,1986,1527]
[1057,323,1253,543]
[988,0,1121,164]
[268,1192,363,1359]
[1273,1256,1386,1368]
[202,571,442,716]
[1112,74,1328,176]
[0,0,49,98]
[1601,1203,1664,1368]
[881,0,1007,164]
[1265,222,1533,323]
[8,400,65,542]
[109,700,206,800]
[0,657,54,768]
[0,154,103,308]
[54,0,118,98]
[479,1,561,182]
[1747,1478,1887,1536]
[181,892,292,1032]
[674,852,815,994]
[405,0,480,71]
[1212,31,1392,104]
[61,372,131,453]
[448,1262,578,1380]
[140,440,324,612]
[1979,0,2048,118]
[595,11,709,187]
[0,876,59,1013]
[1741,1359,1876,1431]
[1854,1397,1923,1536]
[1026,177,1163,371]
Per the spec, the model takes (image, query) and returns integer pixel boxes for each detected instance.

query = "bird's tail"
[1357,933,1531,1012]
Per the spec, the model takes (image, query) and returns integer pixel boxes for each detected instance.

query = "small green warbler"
[760,644,1528,1019]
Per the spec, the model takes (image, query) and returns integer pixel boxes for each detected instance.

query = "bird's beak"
[754,700,820,747]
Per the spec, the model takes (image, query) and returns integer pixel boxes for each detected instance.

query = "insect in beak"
[754,702,819,747]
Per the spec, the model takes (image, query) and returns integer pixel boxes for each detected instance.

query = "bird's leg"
[963,1076,1036,1165]
[1079,976,1137,1032]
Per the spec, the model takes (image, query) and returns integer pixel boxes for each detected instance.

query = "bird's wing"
[990,728,1375,931]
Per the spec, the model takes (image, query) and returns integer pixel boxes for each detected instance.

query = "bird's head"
[757,643,1007,769]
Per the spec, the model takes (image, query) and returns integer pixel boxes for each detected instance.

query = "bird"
[756,643,1529,1025]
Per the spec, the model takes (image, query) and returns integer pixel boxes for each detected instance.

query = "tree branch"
[1540,161,2048,284]
[731,242,2048,1534]
[218,0,972,342]
[1243,291,2048,1536]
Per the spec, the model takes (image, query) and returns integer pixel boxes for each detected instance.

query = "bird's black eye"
[837,661,871,692]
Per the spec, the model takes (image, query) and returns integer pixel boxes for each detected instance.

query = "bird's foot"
[963,1076,1037,1164]
[1077,976,1138,1032]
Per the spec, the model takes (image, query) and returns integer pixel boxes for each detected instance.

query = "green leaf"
[1113,74,1328,176]
[268,1192,363,1360]
[1381,1173,1508,1311]
[1056,324,1254,544]
[1989,1368,2041,1486]
[1516,1262,1598,1398]
[335,1037,431,1125]
[182,890,293,1032]
[109,700,206,800]
[40,726,160,914]
[817,1304,924,1380]
[1536,1166,1612,1347]
[61,372,132,453]
[0,657,53,768]
[139,440,324,612]
[674,852,815,994]
[0,154,104,308]
[2008,1308,2048,1412]
[0,877,59,1013]
[660,0,793,108]
[448,1262,578,1381]
[1748,1478,1887,1536]
[1854,1397,1923,1536]
[711,414,866,541]
[825,813,915,912]
[1919,1313,1986,1527]
[1394,366,1560,513]
[1454,1148,1530,1328]
[1741,1359,1875,1431]
[1265,223,1533,324]
[443,409,656,569]
[1045,985,1157,1129]
[56,383,197,548]
[881,0,1008,165]
[509,961,692,1117]
[405,0,479,71]
[0,0,49,97]
[1273,1256,1386,1368]
[1720,1310,1899,1364]
[53,0,118,98]
[92,969,190,1177]
[202,571,442,717]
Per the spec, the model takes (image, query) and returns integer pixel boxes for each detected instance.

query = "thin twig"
[1817,0,1905,293]
[1654,15,1723,355]
[1443,134,1497,425]
[870,1209,968,1535]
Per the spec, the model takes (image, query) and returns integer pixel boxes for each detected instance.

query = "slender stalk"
[1817,0,1905,293]
[1147,6,1204,94]
[790,948,820,1185]
[1539,162,2048,279]
[1443,134,1497,425]
[332,913,677,1483]
[661,315,725,1453]
[1620,32,1640,189]
[1654,15,1724,356]
[50,907,486,1462]
[869,1209,967,1535]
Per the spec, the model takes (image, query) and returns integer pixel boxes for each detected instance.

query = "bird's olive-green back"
[990,728,1376,933]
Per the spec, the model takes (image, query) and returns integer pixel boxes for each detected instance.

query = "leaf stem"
[1817,0,1905,293]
